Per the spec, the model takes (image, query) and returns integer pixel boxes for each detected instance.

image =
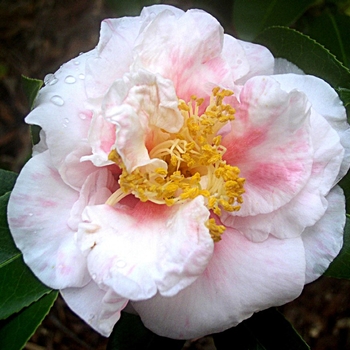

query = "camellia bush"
[1,0,350,349]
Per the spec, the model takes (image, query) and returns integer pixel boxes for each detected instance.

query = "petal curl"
[61,281,128,337]
[76,196,213,300]
[302,186,346,283]
[132,228,305,339]
[103,70,182,172]
[222,106,344,242]
[223,76,312,216]
[273,74,350,182]
[26,51,94,180]
[8,151,89,289]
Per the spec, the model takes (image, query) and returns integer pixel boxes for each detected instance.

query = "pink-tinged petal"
[273,74,350,181]
[132,227,305,339]
[59,143,98,190]
[103,70,182,172]
[26,51,94,179]
[134,9,234,101]
[84,16,142,99]
[7,151,89,289]
[80,112,116,167]
[223,76,312,216]
[235,39,274,83]
[302,186,346,283]
[222,107,344,242]
[61,281,128,337]
[76,196,213,300]
[68,168,118,231]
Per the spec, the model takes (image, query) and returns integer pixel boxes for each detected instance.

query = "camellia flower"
[7,4,350,339]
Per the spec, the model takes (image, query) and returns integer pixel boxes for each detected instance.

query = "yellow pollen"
[107,87,245,242]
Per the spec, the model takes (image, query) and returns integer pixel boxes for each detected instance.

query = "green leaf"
[21,75,43,110]
[107,312,185,350]
[0,290,58,350]
[324,215,350,278]
[213,308,310,350]
[106,0,160,16]
[255,26,350,117]
[233,0,317,41]
[337,87,350,106]
[0,255,52,320]
[0,192,20,267]
[0,191,52,320]
[304,11,350,67]
[0,169,17,197]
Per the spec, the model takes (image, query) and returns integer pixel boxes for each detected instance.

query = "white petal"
[273,74,350,181]
[61,281,128,337]
[26,51,94,179]
[103,70,182,172]
[8,151,89,289]
[302,186,346,283]
[76,197,213,300]
[132,228,305,339]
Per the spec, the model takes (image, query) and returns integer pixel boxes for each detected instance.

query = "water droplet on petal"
[64,118,69,124]
[50,95,64,106]
[79,52,83,56]
[78,73,85,80]
[74,60,80,65]
[116,260,126,268]
[44,73,58,86]
[28,213,33,217]
[64,75,76,84]
[79,113,86,120]
[92,273,97,280]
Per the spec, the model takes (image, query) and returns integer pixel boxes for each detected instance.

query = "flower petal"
[273,73,350,182]
[134,8,235,101]
[222,105,344,242]
[84,16,142,99]
[223,76,312,216]
[103,70,182,172]
[26,52,94,178]
[76,196,213,300]
[302,186,346,283]
[7,151,89,289]
[61,281,128,337]
[132,228,305,339]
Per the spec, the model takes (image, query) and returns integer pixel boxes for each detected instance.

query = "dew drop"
[28,213,33,217]
[78,73,85,80]
[116,259,126,268]
[44,73,58,86]
[74,60,80,65]
[50,95,64,106]
[79,113,86,120]
[79,52,84,56]
[64,75,76,84]
[92,273,97,280]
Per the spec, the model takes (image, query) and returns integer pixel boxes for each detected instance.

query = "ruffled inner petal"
[76,196,213,301]
[103,70,183,172]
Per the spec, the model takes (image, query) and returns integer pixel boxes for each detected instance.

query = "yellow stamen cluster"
[107,88,245,242]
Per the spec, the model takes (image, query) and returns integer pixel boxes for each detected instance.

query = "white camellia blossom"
[8,5,350,339]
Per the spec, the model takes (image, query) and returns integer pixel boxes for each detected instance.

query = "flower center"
[107,87,245,241]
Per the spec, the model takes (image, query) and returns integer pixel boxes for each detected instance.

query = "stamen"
[107,87,245,242]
